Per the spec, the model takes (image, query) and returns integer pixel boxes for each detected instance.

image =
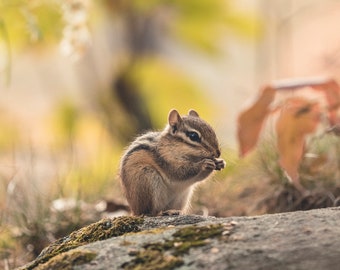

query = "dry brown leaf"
[311,79,340,125]
[276,97,321,191]
[237,85,276,157]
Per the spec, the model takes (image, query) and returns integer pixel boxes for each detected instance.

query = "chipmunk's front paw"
[202,158,216,171]
[214,158,226,170]
[159,209,181,216]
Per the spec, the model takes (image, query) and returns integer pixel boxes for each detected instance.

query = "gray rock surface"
[76,207,340,270]
[21,207,340,270]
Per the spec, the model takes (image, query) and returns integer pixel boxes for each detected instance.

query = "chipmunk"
[119,109,226,216]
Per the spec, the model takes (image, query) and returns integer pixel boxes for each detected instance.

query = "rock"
[19,207,340,270]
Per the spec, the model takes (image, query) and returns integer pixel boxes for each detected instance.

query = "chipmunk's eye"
[186,131,200,142]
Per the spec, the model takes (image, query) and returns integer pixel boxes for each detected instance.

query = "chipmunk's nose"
[215,149,221,158]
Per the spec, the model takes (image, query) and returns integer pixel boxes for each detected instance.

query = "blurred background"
[2,0,340,268]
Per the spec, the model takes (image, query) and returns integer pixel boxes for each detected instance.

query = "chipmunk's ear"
[188,109,199,118]
[168,109,182,132]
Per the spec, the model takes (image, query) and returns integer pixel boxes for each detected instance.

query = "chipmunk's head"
[166,109,221,158]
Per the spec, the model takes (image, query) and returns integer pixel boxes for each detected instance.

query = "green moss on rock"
[123,224,226,270]
[20,216,144,270]
[35,250,97,270]
[171,223,225,255]
[123,248,184,270]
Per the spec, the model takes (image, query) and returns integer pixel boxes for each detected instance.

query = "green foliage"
[0,18,11,84]
[254,135,285,184]
[170,0,226,53]
[0,0,62,85]
[102,0,260,54]
[130,57,212,128]
[57,158,117,201]
[301,134,340,187]
[53,99,79,145]
[129,0,165,13]
[0,228,15,256]
[170,0,260,53]
[50,98,122,200]
[0,0,62,49]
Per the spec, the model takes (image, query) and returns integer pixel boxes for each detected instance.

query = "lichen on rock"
[123,248,184,270]
[122,223,234,270]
